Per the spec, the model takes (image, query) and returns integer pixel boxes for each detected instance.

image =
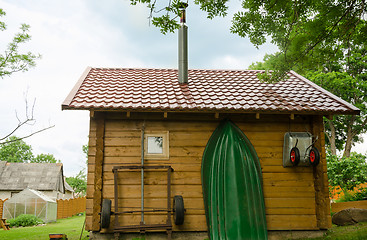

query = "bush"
[327,152,367,193]
[335,187,367,203]
[7,214,44,227]
[353,188,367,201]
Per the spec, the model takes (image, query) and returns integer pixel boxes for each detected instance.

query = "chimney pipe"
[178,3,188,84]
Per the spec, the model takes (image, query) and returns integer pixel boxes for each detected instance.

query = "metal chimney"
[178,3,188,84]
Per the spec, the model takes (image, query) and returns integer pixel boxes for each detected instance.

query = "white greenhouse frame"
[2,188,57,223]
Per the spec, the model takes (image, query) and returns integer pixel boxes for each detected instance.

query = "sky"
[0,0,366,176]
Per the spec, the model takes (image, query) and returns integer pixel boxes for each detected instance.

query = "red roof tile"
[62,67,359,115]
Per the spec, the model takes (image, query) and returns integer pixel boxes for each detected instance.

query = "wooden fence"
[331,200,367,213]
[0,197,85,220]
[0,199,7,219]
[57,197,86,219]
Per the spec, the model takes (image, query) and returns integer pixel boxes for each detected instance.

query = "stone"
[332,208,367,226]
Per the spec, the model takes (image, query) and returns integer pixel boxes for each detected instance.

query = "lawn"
[1,214,367,240]
[0,214,88,240]
[296,222,367,240]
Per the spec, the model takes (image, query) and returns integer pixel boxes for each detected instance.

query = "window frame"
[144,131,169,160]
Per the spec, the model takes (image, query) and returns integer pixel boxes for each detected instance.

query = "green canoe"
[201,120,268,240]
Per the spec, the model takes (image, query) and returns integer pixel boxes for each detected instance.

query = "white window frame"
[144,131,169,160]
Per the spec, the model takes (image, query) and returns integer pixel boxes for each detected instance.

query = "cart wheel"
[101,199,111,228]
[173,195,184,225]
[309,146,320,166]
[290,147,300,166]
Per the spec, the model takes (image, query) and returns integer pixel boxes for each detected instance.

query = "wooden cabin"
[62,67,359,239]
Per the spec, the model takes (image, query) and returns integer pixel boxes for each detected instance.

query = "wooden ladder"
[1,218,10,230]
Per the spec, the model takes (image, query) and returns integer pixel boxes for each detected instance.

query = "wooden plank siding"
[85,112,330,232]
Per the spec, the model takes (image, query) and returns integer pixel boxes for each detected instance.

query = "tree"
[82,144,88,164]
[0,136,59,163]
[66,170,87,196]
[130,0,367,82]
[0,136,33,162]
[0,8,54,144]
[327,152,367,195]
[0,8,40,78]
[250,45,367,157]
[65,144,88,196]
[306,70,367,157]
[32,153,58,163]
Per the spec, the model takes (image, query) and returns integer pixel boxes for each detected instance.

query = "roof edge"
[290,71,360,115]
[62,67,92,110]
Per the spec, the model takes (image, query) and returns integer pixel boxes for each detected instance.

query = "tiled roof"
[62,67,359,115]
[0,161,65,192]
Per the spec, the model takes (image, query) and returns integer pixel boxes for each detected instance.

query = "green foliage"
[0,136,60,163]
[32,153,59,163]
[129,1,367,82]
[82,144,88,164]
[0,136,34,162]
[327,152,367,193]
[335,191,357,203]
[0,8,41,78]
[7,214,44,227]
[250,45,367,155]
[306,67,367,152]
[336,189,367,203]
[352,188,367,201]
[82,144,88,158]
[66,144,88,195]
[66,170,87,195]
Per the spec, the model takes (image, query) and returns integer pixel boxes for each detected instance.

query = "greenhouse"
[2,188,57,223]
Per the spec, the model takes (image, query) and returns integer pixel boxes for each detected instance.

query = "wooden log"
[262,172,314,181]
[91,113,105,231]
[97,213,318,232]
[87,184,204,199]
[312,115,331,229]
[266,215,318,230]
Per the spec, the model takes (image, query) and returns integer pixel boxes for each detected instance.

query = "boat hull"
[201,120,268,240]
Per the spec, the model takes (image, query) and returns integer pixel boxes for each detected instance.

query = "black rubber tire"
[101,199,111,229]
[309,146,320,166]
[173,195,184,225]
[290,147,300,166]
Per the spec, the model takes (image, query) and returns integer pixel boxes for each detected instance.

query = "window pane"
[147,136,163,154]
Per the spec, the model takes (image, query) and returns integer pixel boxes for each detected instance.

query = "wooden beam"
[290,114,295,120]
[164,112,168,118]
[312,115,331,229]
[92,112,105,231]
[256,113,260,120]
[90,110,95,118]
[327,115,333,120]
[215,113,219,119]
[126,111,130,118]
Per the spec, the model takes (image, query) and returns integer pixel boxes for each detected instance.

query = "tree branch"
[0,125,55,145]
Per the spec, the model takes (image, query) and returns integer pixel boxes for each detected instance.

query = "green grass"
[0,214,88,240]
[2,214,367,240]
[295,222,367,240]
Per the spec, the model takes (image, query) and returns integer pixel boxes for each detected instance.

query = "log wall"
[85,112,331,232]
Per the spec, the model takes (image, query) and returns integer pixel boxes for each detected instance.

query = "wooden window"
[144,131,169,160]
